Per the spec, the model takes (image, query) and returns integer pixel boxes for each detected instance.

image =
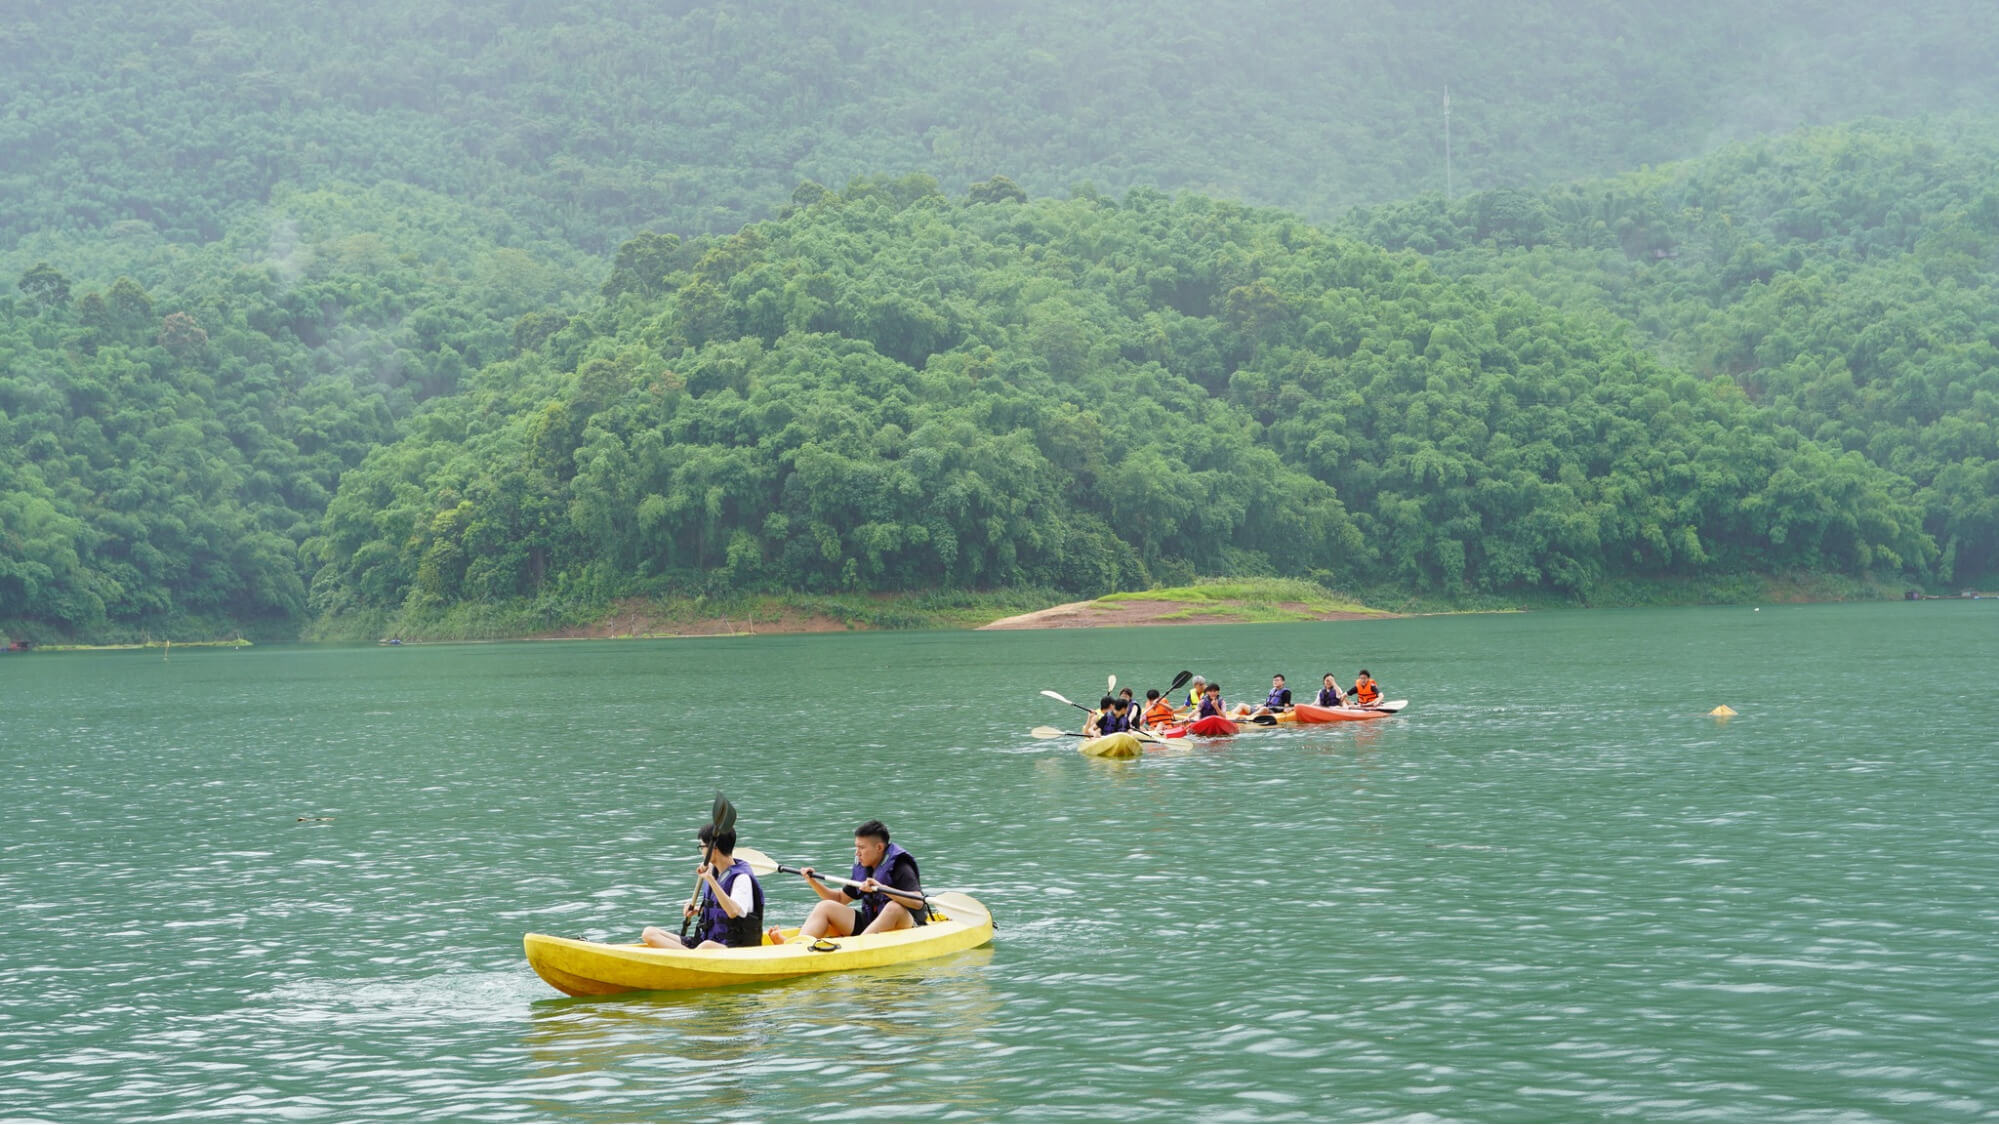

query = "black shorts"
[854,897,929,931]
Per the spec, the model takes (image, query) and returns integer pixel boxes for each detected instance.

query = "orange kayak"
[1286,700,1408,722]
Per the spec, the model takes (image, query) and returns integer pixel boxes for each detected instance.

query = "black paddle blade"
[1168,670,1192,692]
[711,791,736,834]
[1250,714,1279,726]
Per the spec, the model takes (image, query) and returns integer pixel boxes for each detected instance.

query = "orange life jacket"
[1144,699,1178,727]
[1353,677,1380,705]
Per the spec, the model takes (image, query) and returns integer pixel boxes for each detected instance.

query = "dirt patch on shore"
[532,598,854,639]
[978,599,1392,630]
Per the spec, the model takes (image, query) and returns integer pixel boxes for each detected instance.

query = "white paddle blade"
[930,891,992,925]
[1029,726,1070,739]
[734,845,779,876]
[1040,689,1077,707]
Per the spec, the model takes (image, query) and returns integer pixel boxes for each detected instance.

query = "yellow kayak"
[1078,731,1143,758]
[523,894,994,996]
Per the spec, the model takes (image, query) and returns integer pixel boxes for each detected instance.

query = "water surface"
[3,602,1995,1121]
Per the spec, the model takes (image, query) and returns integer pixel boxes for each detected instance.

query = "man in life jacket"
[1097,695,1135,734]
[797,820,929,938]
[641,822,765,949]
[1239,673,1293,719]
[1083,694,1119,736]
[1352,670,1382,706]
[1315,673,1347,707]
[1141,688,1178,730]
[1183,675,1207,710]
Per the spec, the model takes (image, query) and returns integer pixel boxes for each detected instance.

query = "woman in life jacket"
[1183,675,1207,710]
[797,820,929,938]
[641,823,765,950]
[1316,673,1347,707]
[1352,670,1382,706]
[1196,682,1227,718]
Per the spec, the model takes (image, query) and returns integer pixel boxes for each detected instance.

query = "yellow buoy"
[1709,705,1736,717]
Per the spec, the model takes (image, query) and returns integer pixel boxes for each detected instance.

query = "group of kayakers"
[1082,669,1384,734]
[641,818,925,951]
[643,669,1386,954]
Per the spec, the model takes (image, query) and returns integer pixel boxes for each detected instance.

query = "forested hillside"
[297,170,1938,634]
[5,1,1997,252]
[1342,118,1999,584]
[0,187,594,637]
[6,4,1999,643]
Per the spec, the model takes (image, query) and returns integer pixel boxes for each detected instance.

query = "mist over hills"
[6,1,1999,251]
[4,2,1999,641]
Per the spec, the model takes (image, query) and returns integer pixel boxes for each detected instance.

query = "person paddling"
[641,823,764,950]
[1098,695,1135,734]
[1083,694,1119,736]
[1141,688,1178,731]
[1352,670,1382,706]
[797,820,928,939]
[1315,672,1347,707]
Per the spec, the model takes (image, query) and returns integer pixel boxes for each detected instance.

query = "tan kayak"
[1078,731,1144,758]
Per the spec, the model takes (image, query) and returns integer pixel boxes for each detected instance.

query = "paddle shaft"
[680,792,736,940]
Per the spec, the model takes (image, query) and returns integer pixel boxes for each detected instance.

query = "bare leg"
[641,925,689,949]
[800,901,860,939]
[859,900,916,935]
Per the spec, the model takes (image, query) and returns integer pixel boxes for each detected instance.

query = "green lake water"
[3,602,1996,1122]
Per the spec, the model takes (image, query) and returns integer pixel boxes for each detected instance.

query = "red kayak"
[1287,700,1408,723]
[1185,715,1240,737]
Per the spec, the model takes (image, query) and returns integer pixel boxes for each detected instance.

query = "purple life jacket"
[850,843,927,928]
[696,858,764,947]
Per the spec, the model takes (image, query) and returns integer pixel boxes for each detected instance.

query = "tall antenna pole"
[1444,85,1453,201]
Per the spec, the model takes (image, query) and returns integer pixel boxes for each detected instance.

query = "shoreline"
[11,572,1933,649]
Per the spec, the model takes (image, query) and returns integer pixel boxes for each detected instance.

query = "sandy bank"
[978,599,1396,630]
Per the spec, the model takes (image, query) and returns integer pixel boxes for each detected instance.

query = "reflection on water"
[521,950,1002,1122]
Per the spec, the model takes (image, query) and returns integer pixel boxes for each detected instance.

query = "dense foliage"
[1342,118,1999,583]
[0,186,592,637]
[299,172,1935,625]
[5,1,1997,252]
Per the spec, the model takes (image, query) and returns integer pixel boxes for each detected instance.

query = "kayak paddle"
[1040,689,1093,713]
[1030,724,1164,745]
[679,791,736,943]
[734,847,992,924]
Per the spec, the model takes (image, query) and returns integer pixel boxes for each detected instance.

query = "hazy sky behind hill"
[4,0,1998,252]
